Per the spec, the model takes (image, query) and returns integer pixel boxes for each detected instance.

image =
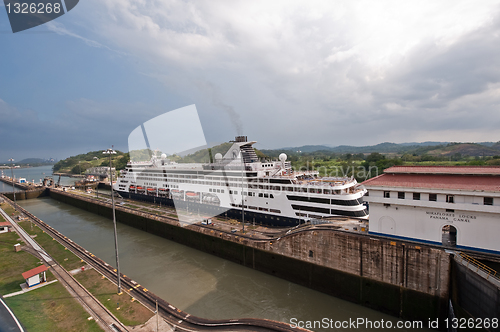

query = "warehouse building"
[362,166,500,254]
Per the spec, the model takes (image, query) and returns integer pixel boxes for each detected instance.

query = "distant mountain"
[276,142,420,154]
[279,145,332,153]
[272,141,500,157]
[397,141,450,147]
[0,158,55,165]
[178,142,267,163]
[423,143,500,157]
[18,158,55,164]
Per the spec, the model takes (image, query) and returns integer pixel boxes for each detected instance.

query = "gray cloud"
[3,0,500,161]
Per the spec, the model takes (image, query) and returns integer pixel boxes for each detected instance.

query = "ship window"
[484,197,493,205]
[270,194,274,199]
[221,190,224,193]
[446,195,454,203]
[234,191,238,195]
[413,193,420,200]
[291,205,330,214]
[229,190,232,194]
[264,193,269,198]
[324,189,331,195]
[429,194,437,202]
[398,192,405,199]
[383,191,390,198]
[259,193,263,198]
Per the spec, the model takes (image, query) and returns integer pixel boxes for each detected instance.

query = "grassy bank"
[74,269,153,326]
[17,219,83,271]
[4,281,103,332]
[0,230,102,331]
[1,202,153,329]
[15,216,153,327]
[0,231,42,295]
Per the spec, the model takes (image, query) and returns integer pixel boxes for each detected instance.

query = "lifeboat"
[147,188,155,191]
[129,185,136,189]
[186,192,199,197]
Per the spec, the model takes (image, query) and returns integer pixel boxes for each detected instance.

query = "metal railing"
[456,252,500,284]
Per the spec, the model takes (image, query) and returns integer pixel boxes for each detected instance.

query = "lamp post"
[241,153,245,233]
[8,159,16,207]
[103,148,121,294]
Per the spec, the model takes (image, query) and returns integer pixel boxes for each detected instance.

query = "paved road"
[0,298,24,332]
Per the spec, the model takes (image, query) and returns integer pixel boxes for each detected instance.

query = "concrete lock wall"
[3,188,48,201]
[49,190,450,323]
[451,260,500,331]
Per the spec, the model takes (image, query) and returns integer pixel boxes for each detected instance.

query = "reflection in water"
[18,197,432,331]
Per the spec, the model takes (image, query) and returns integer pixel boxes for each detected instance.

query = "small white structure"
[22,265,48,287]
[0,222,11,234]
[19,178,26,184]
[362,166,500,255]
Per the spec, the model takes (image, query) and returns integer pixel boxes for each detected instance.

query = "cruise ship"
[114,136,368,227]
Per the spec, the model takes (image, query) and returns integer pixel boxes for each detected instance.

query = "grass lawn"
[0,231,44,295]
[74,269,153,326]
[17,220,83,271]
[1,203,18,217]
[4,281,103,332]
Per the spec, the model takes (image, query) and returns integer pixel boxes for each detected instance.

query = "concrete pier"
[0,177,48,200]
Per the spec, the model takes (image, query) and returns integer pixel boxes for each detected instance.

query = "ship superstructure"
[114,136,368,227]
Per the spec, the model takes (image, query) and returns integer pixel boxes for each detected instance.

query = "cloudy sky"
[1,0,500,161]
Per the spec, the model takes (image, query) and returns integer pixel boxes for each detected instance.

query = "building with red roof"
[0,221,12,233]
[362,166,500,254]
[22,265,48,287]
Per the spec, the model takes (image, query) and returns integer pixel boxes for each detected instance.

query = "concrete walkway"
[3,280,59,298]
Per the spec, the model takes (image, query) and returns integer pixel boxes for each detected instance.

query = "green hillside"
[53,150,128,174]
